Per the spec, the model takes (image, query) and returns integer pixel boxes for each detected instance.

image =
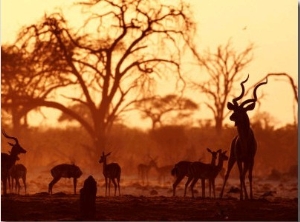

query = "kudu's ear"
[227,102,235,110]
[244,102,256,111]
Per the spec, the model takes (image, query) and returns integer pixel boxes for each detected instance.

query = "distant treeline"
[5,123,297,179]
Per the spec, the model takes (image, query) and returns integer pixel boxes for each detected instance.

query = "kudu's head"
[99,151,111,163]
[2,130,27,156]
[227,75,268,127]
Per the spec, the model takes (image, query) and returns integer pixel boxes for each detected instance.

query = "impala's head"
[2,130,27,155]
[207,148,221,164]
[99,152,111,163]
[218,150,229,162]
[227,75,268,127]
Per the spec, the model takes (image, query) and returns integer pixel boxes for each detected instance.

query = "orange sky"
[1,0,298,128]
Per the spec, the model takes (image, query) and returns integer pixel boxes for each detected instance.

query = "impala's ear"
[106,152,111,157]
[227,102,235,110]
[217,149,222,153]
[207,148,212,153]
[244,103,256,111]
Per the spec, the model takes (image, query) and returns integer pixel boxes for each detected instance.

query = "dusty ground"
[1,192,298,221]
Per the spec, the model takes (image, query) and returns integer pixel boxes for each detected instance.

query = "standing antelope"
[48,163,82,194]
[137,158,156,185]
[1,130,27,195]
[185,150,228,198]
[99,152,121,196]
[172,148,220,197]
[220,75,268,200]
[154,164,173,185]
[9,164,27,195]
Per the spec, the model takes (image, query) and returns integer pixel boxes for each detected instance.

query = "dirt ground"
[1,192,298,221]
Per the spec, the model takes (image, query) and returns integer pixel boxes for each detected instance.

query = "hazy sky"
[1,0,298,128]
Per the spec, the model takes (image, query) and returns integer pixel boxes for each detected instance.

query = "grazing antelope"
[172,148,220,197]
[137,158,157,185]
[9,164,27,195]
[48,164,82,194]
[1,130,27,195]
[99,152,121,196]
[184,150,228,198]
[220,75,268,200]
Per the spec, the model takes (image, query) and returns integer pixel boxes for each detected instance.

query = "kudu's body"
[1,130,27,195]
[48,163,82,194]
[220,75,267,200]
[99,152,121,196]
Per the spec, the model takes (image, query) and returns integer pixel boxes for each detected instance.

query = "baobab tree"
[1,0,196,153]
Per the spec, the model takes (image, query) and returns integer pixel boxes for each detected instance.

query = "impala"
[99,152,121,196]
[1,130,27,195]
[137,158,157,185]
[48,163,82,194]
[9,163,27,195]
[185,150,228,198]
[220,75,268,200]
[172,148,220,197]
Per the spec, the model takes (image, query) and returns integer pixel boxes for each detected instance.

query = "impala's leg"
[49,176,61,194]
[105,177,108,196]
[22,176,26,195]
[108,178,111,196]
[16,179,21,195]
[201,179,205,198]
[73,178,77,194]
[184,177,193,197]
[212,179,216,198]
[117,177,121,196]
[208,179,212,198]
[173,175,185,197]
[190,178,199,198]
[111,178,117,196]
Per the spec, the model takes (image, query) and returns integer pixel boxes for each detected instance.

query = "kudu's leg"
[22,176,27,194]
[220,157,236,198]
[236,160,246,200]
[117,178,121,196]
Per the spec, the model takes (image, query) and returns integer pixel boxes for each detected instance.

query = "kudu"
[220,75,268,200]
[99,152,121,196]
[1,130,27,195]
[48,163,82,194]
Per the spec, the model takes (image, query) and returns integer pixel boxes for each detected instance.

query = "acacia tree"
[1,0,196,153]
[190,40,254,133]
[135,94,198,129]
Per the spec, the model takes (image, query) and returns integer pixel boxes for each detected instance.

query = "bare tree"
[1,0,196,153]
[190,40,254,133]
[135,94,198,129]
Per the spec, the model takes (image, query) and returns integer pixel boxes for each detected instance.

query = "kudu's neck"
[236,115,252,141]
